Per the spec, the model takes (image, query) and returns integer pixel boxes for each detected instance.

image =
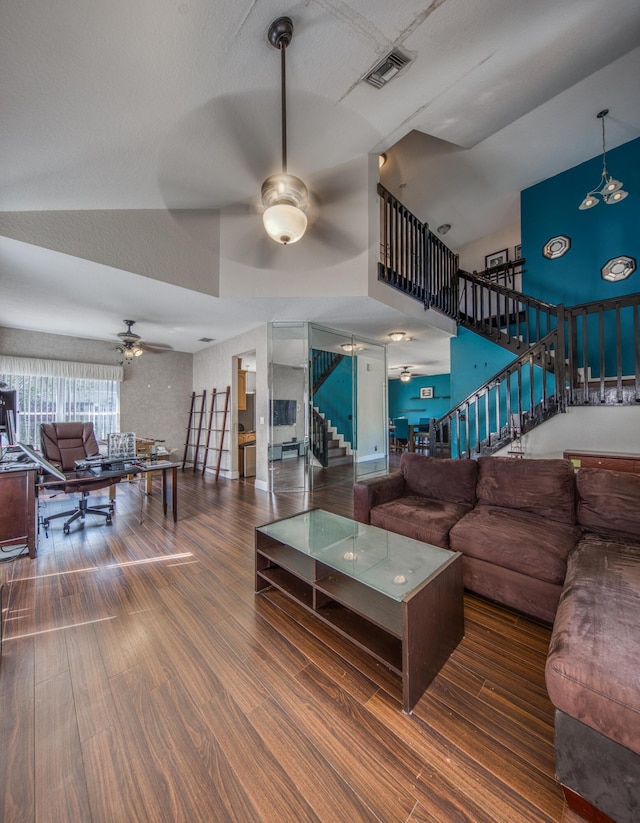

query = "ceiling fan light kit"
[262,17,309,245]
[400,368,412,382]
[116,319,143,362]
[578,109,628,210]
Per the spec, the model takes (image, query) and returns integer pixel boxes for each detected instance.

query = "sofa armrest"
[353,472,406,524]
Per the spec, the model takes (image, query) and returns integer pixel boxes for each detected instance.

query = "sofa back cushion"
[476,456,577,524]
[576,468,640,540]
[400,453,478,505]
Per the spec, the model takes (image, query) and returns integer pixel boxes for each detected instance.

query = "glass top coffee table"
[256,509,464,713]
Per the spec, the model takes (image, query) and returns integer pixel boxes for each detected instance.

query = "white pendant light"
[262,18,309,245]
[400,368,411,382]
[579,110,628,210]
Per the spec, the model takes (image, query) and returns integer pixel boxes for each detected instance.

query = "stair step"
[327,455,353,467]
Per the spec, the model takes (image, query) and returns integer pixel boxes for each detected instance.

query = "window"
[0,356,123,447]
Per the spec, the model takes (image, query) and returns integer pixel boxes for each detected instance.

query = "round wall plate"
[542,235,571,259]
[601,255,636,282]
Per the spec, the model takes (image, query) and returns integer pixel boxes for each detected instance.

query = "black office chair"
[40,422,118,534]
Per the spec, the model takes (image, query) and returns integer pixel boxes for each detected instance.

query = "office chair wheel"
[63,525,71,535]
[106,516,112,526]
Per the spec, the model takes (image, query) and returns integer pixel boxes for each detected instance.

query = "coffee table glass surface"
[257,508,455,601]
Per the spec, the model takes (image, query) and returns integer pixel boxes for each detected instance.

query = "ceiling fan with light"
[261,17,309,246]
[157,14,373,270]
[115,320,144,362]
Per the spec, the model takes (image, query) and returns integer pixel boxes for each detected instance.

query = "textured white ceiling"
[1,0,639,374]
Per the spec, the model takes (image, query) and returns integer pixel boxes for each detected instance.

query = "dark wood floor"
[0,466,583,823]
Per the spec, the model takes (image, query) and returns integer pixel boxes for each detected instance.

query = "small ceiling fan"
[390,365,428,382]
[115,320,144,362]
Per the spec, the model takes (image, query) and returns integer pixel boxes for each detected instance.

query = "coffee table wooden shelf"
[256,510,464,713]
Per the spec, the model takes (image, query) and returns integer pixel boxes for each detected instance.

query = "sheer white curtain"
[0,356,123,447]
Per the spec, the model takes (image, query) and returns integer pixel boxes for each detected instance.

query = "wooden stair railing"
[311,408,329,468]
[311,350,344,393]
[565,294,640,406]
[429,329,565,459]
[456,269,559,358]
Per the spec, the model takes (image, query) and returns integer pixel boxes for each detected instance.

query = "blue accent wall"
[313,354,353,443]
[388,374,451,424]
[521,136,640,307]
[449,328,515,407]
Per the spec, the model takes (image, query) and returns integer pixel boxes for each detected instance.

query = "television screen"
[272,399,296,426]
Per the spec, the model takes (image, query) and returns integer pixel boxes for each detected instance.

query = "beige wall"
[494,405,640,459]
[0,326,192,452]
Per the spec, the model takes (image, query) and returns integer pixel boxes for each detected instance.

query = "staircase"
[310,350,354,468]
[378,184,640,458]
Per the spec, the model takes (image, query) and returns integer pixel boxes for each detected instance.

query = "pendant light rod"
[280,38,287,173]
[268,17,293,174]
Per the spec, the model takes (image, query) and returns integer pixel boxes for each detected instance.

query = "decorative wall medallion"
[542,235,571,259]
[601,255,636,282]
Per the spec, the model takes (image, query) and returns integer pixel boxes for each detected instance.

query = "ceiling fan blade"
[141,342,174,353]
[157,91,279,209]
[308,157,370,207]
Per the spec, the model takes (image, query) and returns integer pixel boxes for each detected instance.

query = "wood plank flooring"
[0,467,584,822]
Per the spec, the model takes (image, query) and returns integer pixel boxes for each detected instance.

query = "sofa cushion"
[546,534,640,757]
[401,453,478,505]
[449,505,580,584]
[475,456,577,524]
[576,468,640,541]
[370,496,473,549]
[462,555,563,623]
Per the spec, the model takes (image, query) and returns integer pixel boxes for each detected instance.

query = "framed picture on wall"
[419,387,434,399]
[514,244,522,260]
[485,249,508,269]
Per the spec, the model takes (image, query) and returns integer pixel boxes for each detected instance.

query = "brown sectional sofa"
[354,453,578,622]
[353,453,640,823]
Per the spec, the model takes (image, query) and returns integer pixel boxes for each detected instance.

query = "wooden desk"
[0,467,38,558]
[563,450,640,474]
[136,461,178,522]
[39,461,178,529]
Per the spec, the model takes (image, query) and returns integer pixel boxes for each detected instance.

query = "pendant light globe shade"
[400,369,411,382]
[263,203,308,245]
[605,189,628,204]
[579,194,598,210]
[603,178,624,195]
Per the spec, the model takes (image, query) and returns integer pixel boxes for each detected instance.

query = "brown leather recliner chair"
[40,422,118,535]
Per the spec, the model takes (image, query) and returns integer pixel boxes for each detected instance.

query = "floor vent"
[365,50,412,89]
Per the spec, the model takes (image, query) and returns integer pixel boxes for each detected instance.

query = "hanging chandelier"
[578,109,628,210]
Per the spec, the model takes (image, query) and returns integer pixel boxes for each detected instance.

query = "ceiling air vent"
[365,50,412,89]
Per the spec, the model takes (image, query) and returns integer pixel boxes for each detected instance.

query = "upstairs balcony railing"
[378,183,458,310]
